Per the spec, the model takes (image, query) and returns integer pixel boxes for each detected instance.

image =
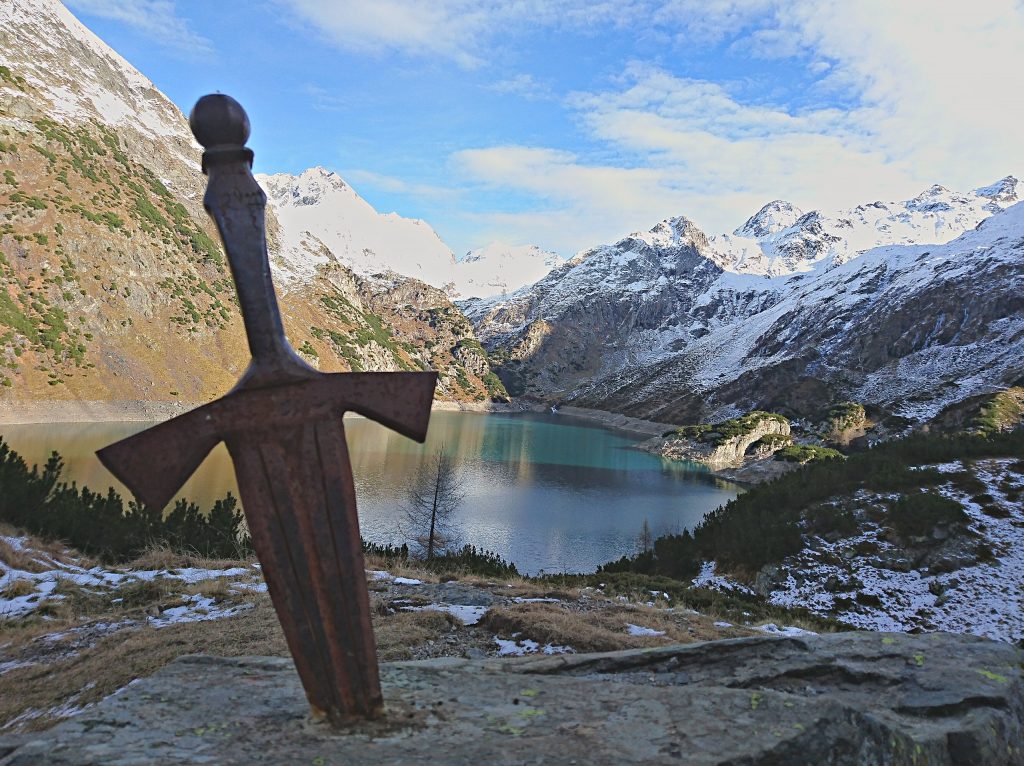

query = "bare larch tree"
[403,447,465,560]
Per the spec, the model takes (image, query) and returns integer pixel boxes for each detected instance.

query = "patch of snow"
[713,621,733,628]
[1,537,264,621]
[393,577,423,586]
[147,594,254,628]
[402,603,488,626]
[232,582,268,593]
[692,561,756,595]
[626,623,665,637]
[494,635,574,656]
[754,623,817,637]
[0,660,34,676]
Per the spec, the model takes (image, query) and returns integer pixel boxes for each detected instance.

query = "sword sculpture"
[97,94,437,725]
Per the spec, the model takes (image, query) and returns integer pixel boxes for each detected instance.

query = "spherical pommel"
[189,94,250,148]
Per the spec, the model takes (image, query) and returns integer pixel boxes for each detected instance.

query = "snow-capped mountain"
[708,180,1018,277]
[452,243,563,298]
[259,168,562,298]
[258,168,458,287]
[0,0,201,198]
[733,200,804,238]
[467,180,1024,423]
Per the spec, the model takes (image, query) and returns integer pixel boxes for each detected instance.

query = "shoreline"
[0,399,674,435]
[0,398,535,425]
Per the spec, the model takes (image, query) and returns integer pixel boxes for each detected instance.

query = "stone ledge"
[1,632,1020,765]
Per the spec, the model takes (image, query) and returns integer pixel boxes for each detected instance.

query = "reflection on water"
[0,411,740,574]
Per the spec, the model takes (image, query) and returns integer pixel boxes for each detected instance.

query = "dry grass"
[457,575,583,601]
[0,595,477,732]
[481,602,755,652]
[362,558,443,586]
[1,578,36,600]
[182,577,232,600]
[125,543,255,572]
[372,610,457,661]
[0,523,93,572]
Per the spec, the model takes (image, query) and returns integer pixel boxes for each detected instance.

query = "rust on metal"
[97,94,437,725]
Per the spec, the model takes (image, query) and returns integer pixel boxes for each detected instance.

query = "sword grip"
[189,95,315,388]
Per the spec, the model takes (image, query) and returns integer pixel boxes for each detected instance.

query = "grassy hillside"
[0,65,503,406]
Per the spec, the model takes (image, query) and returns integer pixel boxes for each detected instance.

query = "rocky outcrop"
[3,632,1020,765]
[820,401,869,445]
[651,413,791,470]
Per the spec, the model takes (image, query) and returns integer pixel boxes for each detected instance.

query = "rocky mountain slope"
[466,180,1024,424]
[0,0,504,408]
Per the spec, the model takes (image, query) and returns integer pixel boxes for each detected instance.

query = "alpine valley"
[3,0,1021,430]
[2,0,1024,727]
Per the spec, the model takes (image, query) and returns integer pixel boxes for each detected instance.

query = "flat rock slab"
[2,632,1022,765]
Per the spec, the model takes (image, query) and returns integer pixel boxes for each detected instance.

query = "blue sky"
[65,1,1024,258]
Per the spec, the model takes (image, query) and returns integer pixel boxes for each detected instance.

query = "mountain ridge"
[466,179,1024,424]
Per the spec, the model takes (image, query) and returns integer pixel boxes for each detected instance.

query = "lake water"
[0,411,740,575]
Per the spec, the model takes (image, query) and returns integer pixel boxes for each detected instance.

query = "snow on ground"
[691,561,755,595]
[626,623,665,637]
[766,459,1024,642]
[146,595,254,628]
[494,635,574,656]
[754,624,817,637]
[0,536,265,623]
[401,603,489,626]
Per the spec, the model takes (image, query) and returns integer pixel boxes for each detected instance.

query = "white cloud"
[448,65,925,245]
[449,145,768,251]
[443,2,1024,249]
[488,74,552,100]
[281,1,1024,253]
[66,0,211,55]
[652,0,776,43]
[776,0,1024,190]
[343,169,462,202]
[276,0,647,67]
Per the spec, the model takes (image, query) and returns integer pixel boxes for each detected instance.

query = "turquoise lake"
[0,411,741,575]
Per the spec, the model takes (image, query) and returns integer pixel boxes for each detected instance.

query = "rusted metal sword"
[97,94,437,725]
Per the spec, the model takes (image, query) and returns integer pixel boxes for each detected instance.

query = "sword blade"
[226,416,381,723]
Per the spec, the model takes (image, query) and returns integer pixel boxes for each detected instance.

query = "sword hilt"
[189,94,316,390]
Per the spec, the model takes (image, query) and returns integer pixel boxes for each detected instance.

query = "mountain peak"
[973,176,1019,204]
[651,215,704,241]
[733,200,804,238]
